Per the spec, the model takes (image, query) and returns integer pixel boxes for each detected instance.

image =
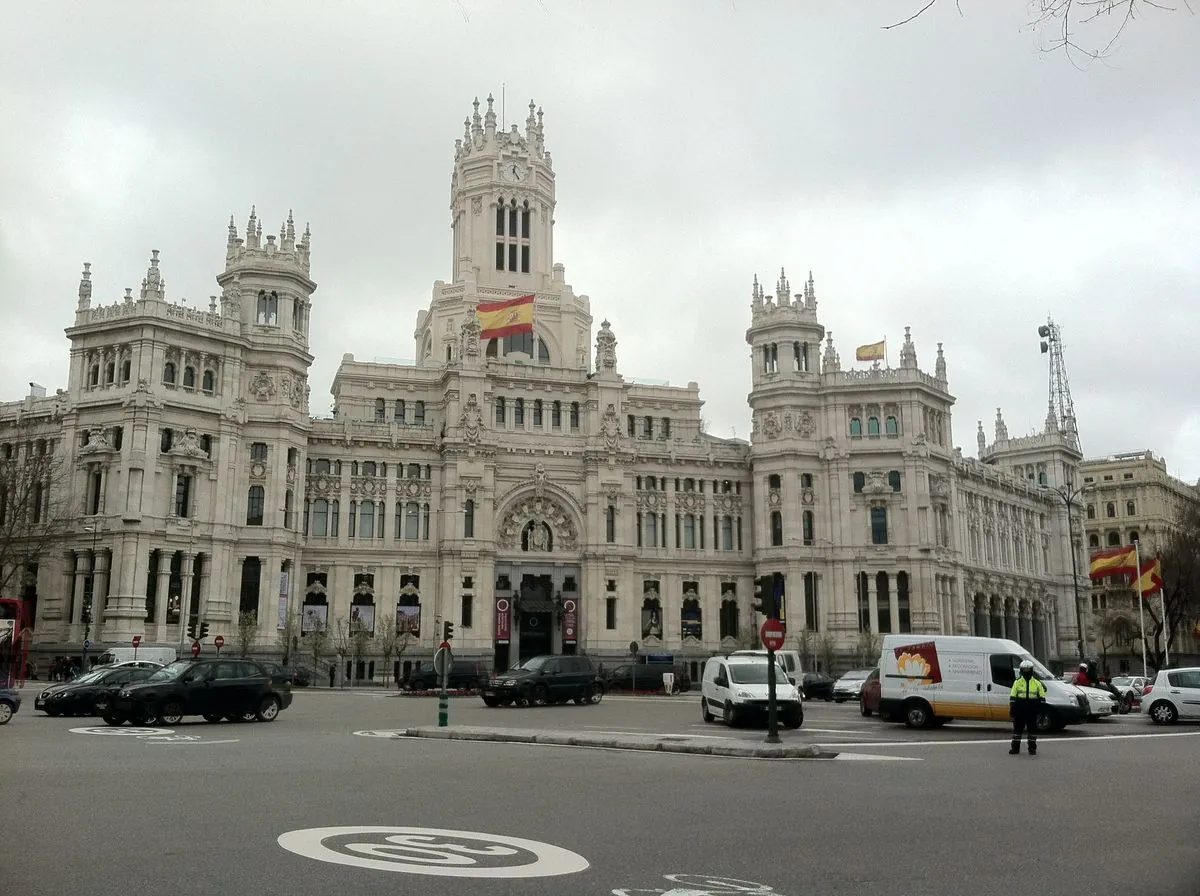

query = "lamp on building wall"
[1040,481,1092,661]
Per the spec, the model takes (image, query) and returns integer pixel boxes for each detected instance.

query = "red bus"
[0,598,27,688]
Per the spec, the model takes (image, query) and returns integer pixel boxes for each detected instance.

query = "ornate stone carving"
[170,428,209,460]
[250,461,267,480]
[351,476,383,497]
[400,479,431,499]
[286,465,297,484]
[762,412,782,440]
[600,404,621,451]
[222,397,247,425]
[460,313,482,363]
[797,411,816,438]
[636,491,665,511]
[462,478,480,496]
[459,393,483,444]
[533,463,547,497]
[801,487,815,506]
[602,482,622,503]
[308,474,335,497]
[78,428,114,456]
[498,495,578,552]
[767,487,781,507]
[929,474,951,499]
[471,196,483,215]
[862,471,891,496]
[595,319,618,371]
[249,371,276,401]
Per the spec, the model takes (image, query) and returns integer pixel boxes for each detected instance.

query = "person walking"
[1009,659,1047,756]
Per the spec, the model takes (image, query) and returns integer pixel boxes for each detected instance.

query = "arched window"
[183,366,196,389]
[1129,530,1140,545]
[551,401,562,428]
[1126,501,1136,516]
[394,399,406,422]
[532,399,543,427]
[88,364,100,387]
[495,397,506,425]
[1088,534,1099,548]
[414,401,425,425]
[374,398,385,422]
[1086,504,1096,520]
[1107,531,1121,546]
[104,362,115,385]
[849,417,863,437]
[514,398,525,426]
[853,472,865,493]
[202,369,215,393]
[246,486,265,526]
[1105,502,1116,518]
[885,415,899,435]
[163,362,176,385]
[888,471,902,492]
[120,359,131,383]
[867,417,881,436]
[769,511,783,546]
[569,402,580,430]
[257,290,278,325]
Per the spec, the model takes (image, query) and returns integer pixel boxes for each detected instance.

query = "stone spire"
[976,420,986,458]
[471,97,483,141]
[77,262,92,310]
[1044,401,1060,434]
[899,326,918,369]
[484,93,497,139]
[776,267,791,307]
[935,342,947,384]
[227,215,239,247]
[822,331,841,374]
[140,250,166,301]
[526,100,538,143]
[804,270,816,310]
[245,205,260,250]
[751,274,764,312]
[535,104,545,155]
[994,407,1009,442]
[283,209,296,251]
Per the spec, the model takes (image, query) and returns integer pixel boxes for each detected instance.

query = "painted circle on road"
[353,729,405,738]
[70,726,174,737]
[663,874,775,892]
[277,826,589,878]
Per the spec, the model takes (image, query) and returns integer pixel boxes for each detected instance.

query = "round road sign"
[83,639,92,649]
[760,619,786,652]
[214,635,225,649]
[433,646,452,678]
[131,635,141,648]
[191,640,201,657]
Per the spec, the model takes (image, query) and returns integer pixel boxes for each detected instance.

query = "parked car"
[481,655,602,707]
[408,660,488,692]
[104,658,292,726]
[859,668,881,717]
[1142,667,1200,724]
[1109,675,1150,713]
[700,654,803,728]
[37,664,160,716]
[833,669,874,703]
[601,663,691,694]
[800,672,835,702]
[0,688,20,724]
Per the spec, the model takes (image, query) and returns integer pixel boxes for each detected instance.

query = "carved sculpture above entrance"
[498,494,578,552]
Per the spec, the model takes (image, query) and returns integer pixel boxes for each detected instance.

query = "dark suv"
[38,663,160,716]
[602,663,691,694]
[482,655,602,707]
[407,660,487,692]
[104,658,292,726]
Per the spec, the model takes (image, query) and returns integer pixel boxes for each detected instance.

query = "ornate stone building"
[2,96,1093,678]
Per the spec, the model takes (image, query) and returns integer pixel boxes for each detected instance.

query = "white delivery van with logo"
[877,635,1088,733]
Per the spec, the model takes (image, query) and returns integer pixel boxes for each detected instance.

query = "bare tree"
[375,612,404,688]
[1141,505,1200,671]
[855,631,883,667]
[350,627,371,686]
[792,628,817,671]
[817,633,838,674]
[0,416,74,599]
[277,610,301,666]
[306,617,329,680]
[234,611,258,657]
[884,1,1184,62]
[1094,608,1137,674]
[329,616,351,688]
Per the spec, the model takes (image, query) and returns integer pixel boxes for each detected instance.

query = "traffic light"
[752,576,767,615]
[199,621,210,639]
[443,620,454,641]
[187,620,197,639]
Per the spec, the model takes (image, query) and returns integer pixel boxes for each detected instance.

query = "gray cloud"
[1,0,1196,481]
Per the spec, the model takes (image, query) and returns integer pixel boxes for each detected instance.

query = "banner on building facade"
[301,603,328,633]
[277,570,290,630]
[561,599,577,646]
[397,604,421,637]
[495,598,511,645]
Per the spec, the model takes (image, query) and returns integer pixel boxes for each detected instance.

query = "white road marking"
[811,730,1200,749]
[151,738,241,745]
[277,825,589,878]
[69,726,175,737]
[832,753,922,762]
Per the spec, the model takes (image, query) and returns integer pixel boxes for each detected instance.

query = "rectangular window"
[246,486,265,526]
[514,399,524,426]
[464,499,476,539]
[495,242,505,270]
[112,426,124,451]
[496,206,505,236]
[605,597,617,630]
[683,515,696,549]
[508,243,518,272]
[250,442,268,461]
[870,507,889,545]
[532,400,543,427]
[174,474,191,519]
[461,594,473,628]
[721,517,734,551]
[313,500,328,537]
[605,505,615,543]
[520,245,530,274]
[160,429,173,453]
[551,401,561,427]
[569,403,580,430]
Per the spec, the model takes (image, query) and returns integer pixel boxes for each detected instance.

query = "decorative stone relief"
[460,314,482,362]
[797,411,816,438]
[249,371,276,401]
[170,428,209,460]
[767,487,782,507]
[400,479,432,499]
[222,397,247,425]
[602,482,622,503]
[462,478,480,496]
[498,495,578,552]
[595,319,618,371]
[471,196,483,215]
[862,471,891,496]
[250,461,267,480]
[801,487,815,506]
[459,393,483,444]
[308,474,336,497]
[636,491,665,511]
[762,412,782,440]
[929,474,951,499]
[677,492,705,513]
[78,428,114,456]
[351,476,384,497]
[600,404,621,452]
[533,463,548,497]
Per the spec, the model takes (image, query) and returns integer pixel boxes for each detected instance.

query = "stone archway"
[497,492,581,553]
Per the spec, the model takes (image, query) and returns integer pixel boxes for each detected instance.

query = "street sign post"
[132,634,141,660]
[433,644,453,727]
[760,620,786,745]
[214,635,225,655]
[191,640,201,658]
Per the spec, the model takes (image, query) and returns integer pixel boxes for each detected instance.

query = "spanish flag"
[1088,545,1138,580]
[855,339,886,362]
[1133,557,1164,597]
[478,294,535,340]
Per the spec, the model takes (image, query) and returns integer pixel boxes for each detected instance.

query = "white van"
[730,649,803,688]
[95,646,178,667]
[701,654,803,728]
[877,635,1088,732]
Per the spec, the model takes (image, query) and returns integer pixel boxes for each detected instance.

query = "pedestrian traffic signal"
[187,620,197,639]
[199,621,210,639]
[443,620,454,641]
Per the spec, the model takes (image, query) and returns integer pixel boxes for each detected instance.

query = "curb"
[398,725,839,760]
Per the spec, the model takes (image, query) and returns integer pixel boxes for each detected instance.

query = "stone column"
[153,551,171,639]
[198,553,212,623]
[1032,615,1047,661]
[71,554,87,628]
[973,594,988,637]
[101,534,149,640]
[1004,598,1019,642]
[181,552,196,624]
[989,597,1004,639]
[93,550,110,638]
[1019,603,1034,653]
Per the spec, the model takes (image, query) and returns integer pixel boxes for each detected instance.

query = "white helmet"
[1019,660,1035,674]
[1079,662,1088,670]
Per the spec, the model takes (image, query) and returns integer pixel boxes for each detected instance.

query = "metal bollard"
[438,689,448,727]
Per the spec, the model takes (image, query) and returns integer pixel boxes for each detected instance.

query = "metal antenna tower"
[1038,316,1080,452]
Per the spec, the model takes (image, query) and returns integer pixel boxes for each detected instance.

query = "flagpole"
[1160,558,1170,668]
[1134,540,1148,678]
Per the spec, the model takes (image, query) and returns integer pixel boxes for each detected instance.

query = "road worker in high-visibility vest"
[1009,659,1047,756]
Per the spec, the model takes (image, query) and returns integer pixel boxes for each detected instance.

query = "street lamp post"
[81,523,100,671]
[1041,483,1090,661]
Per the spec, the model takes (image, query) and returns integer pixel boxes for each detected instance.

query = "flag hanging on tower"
[1088,545,1138,580]
[855,339,886,362]
[478,294,535,340]
[1133,557,1164,597]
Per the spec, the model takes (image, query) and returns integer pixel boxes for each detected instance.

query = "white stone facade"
[2,96,1093,677]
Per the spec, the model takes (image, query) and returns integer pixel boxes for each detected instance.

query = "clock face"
[502,161,527,183]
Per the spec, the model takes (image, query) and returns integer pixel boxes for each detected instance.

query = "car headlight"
[736,690,754,699]
[119,690,131,698]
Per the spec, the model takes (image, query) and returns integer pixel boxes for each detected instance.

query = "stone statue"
[600,404,620,451]
[595,319,618,371]
[459,394,483,444]
[530,521,550,551]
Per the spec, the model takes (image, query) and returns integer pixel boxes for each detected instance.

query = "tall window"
[311,499,330,537]
[856,571,871,632]
[495,197,532,273]
[394,399,406,423]
[163,362,176,385]
[804,571,819,631]
[88,469,103,515]
[183,366,196,389]
[870,507,888,545]
[257,290,278,325]
[876,571,892,634]
[867,417,881,436]
[414,401,425,425]
[174,474,192,518]
[246,486,265,526]
[464,499,476,539]
[849,417,862,437]
[358,500,375,539]
[802,510,814,545]
[202,369,215,393]
[605,505,616,543]
[551,400,562,427]
[769,511,783,547]
[514,398,525,426]
[897,571,911,633]
[404,502,420,540]
[250,442,268,461]
[569,402,580,430]
[532,399,543,427]
[495,397,506,425]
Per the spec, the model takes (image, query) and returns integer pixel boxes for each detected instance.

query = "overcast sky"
[2,1,1197,482]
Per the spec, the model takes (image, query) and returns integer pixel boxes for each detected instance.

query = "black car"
[104,658,292,726]
[407,660,488,692]
[800,672,835,702]
[601,663,692,694]
[38,664,159,716]
[481,655,602,707]
[0,688,19,725]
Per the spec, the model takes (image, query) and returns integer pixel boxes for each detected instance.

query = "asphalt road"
[5,687,1200,896]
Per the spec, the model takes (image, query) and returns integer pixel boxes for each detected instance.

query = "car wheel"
[101,713,125,726]
[137,708,159,726]
[860,699,871,717]
[0,702,12,724]
[1034,709,1054,733]
[225,714,250,723]
[44,707,59,717]
[202,713,224,723]
[256,696,281,722]
[903,699,934,729]
[586,684,604,705]
[530,685,549,707]
[158,700,185,726]
[722,701,737,727]
[784,709,803,729]
[1122,695,1134,714]
[482,697,500,707]
[834,698,845,704]
[499,698,514,707]
[702,698,715,723]
[1149,701,1178,725]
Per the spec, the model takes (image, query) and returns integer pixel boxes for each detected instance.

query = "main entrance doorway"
[518,574,554,663]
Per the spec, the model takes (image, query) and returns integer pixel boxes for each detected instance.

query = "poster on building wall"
[302,603,328,633]
[277,570,290,630]
[397,604,421,636]
[681,605,702,640]
[561,599,577,646]
[495,598,510,645]
[351,603,376,634]
[641,607,662,640]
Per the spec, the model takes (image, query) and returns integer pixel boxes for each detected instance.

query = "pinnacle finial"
[227,214,238,243]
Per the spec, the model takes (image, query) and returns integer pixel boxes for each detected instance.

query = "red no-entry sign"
[760,620,786,652]
[131,635,142,648]
[191,640,201,657]
[214,635,225,650]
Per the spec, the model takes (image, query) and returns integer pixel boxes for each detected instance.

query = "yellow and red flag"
[1088,545,1138,580]
[1133,557,1164,597]
[855,339,886,362]
[478,294,535,340]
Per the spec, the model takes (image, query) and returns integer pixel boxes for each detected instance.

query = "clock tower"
[450,94,556,290]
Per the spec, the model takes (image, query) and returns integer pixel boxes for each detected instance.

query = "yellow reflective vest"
[1009,676,1047,702]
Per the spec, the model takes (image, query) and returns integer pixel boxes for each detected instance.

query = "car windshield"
[516,656,548,672]
[1112,677,1135,687]
[145,661,193,683]
[728,662,781,685]
[842,670,870,680]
